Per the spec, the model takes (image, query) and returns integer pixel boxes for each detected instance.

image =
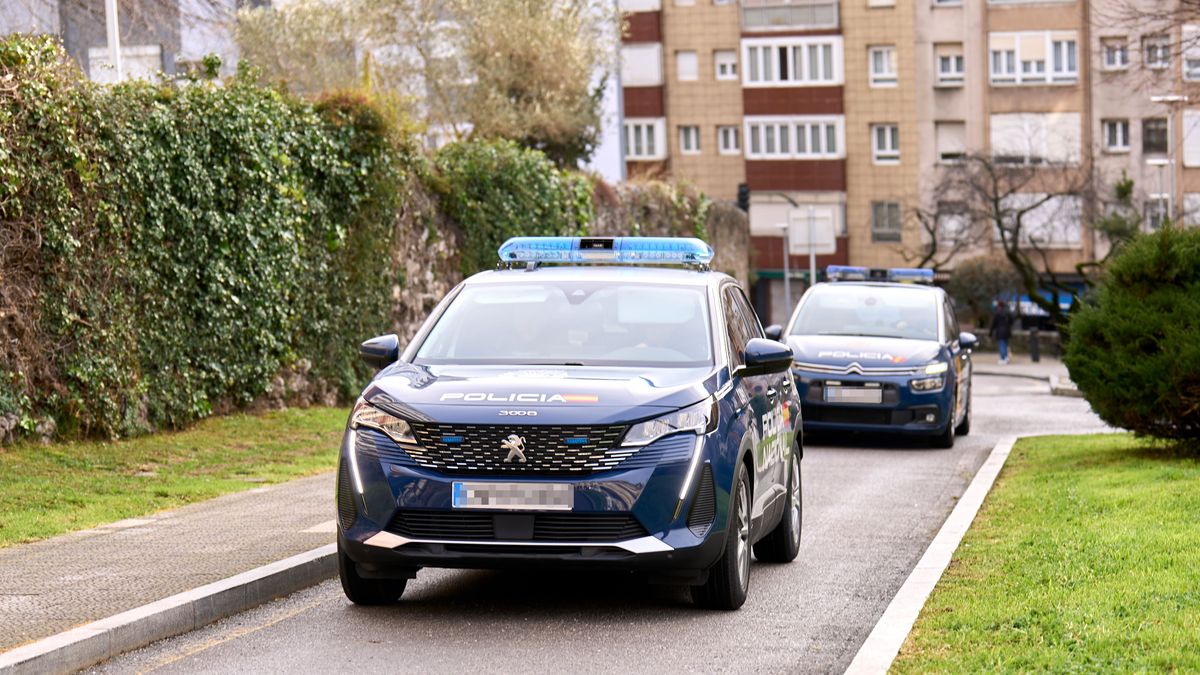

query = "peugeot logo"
[501,434,527,463]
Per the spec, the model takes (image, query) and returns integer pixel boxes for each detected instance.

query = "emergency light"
[825,265,934,284]
[825,265,870,281]
[887,267,935,284]
[497,237,714,267]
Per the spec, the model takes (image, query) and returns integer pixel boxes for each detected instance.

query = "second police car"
[765,266,976,448]
[336,237,802,610]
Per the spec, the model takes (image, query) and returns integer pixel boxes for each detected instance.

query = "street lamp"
[1150,94,1189,223]
[1147,157,1169,228]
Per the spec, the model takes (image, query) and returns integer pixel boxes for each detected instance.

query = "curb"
[0,544,336,675]
[843,435,1019,675]
[972,368,1050,382]
[1049,375,1084,398]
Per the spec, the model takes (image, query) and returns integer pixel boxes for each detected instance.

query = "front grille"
[337,462,357,531]
[806,407,892,426]
[388,511,648,542]
[405,422,628,475]
[687,465,716,537]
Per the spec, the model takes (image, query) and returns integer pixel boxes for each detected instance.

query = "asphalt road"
[92,374,1108,675]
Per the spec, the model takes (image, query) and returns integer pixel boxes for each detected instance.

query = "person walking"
[990,300,1014,365]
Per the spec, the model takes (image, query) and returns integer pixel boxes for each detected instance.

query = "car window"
[722,287,752,366]
[415,281,713,367]
[731,287,764,340]
[943,299,959,344]
[789,285,939,341]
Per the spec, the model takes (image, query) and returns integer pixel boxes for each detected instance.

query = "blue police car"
[765,266,976,448]
[337,237,802,610]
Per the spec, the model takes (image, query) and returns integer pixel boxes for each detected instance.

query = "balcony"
[742,0,839,32]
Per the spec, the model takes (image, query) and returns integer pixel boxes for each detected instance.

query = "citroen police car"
[337,237,802,610]
[766,266,976,448]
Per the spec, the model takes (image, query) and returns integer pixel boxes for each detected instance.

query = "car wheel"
[753,452,802,563]
[338,542,407,605]
[691,462,751,610]
[955,393,971,436]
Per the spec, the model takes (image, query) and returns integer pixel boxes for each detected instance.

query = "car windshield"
[415,281,713,367]
[789,285,939,341]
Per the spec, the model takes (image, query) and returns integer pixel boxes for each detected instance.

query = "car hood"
[361,362,720,425]
[786,334,941,369]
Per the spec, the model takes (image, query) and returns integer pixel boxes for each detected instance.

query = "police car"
[765,266,976,448]
[337,237,802,610]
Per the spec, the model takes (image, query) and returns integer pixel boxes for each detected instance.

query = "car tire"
[338,542,407,605]
[691,462,752,611]
[931,416,956,449]
[955,394,971,436]
[753,453,802,563]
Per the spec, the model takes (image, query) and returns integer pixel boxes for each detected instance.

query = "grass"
[893,434,1200,673]
[0,406,347,548]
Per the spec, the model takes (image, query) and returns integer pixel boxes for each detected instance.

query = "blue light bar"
[497,237,714,266]
[826,265,870,281]
[888,268,935,284]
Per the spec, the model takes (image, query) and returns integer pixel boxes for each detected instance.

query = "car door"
[943,297,970,425]
[723,285,786,528]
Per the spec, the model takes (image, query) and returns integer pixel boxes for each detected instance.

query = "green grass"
[0,407,347,548]
[893,434,1200,673]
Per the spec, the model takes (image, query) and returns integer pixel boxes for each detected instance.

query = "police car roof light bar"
[825,265,870,281]
[887,268,935,284]
[497,237,714,269]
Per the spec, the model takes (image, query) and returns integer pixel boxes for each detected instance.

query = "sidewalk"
[0,472,336,653]
[973,353,1067,381]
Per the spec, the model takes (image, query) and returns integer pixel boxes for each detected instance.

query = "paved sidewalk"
[973,353,1069,381]
[0,472,336,652]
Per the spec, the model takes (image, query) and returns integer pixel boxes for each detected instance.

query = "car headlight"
[924,361,949,375]
[350,399,417,445]
[622,398,718,447]
[910,376,946,392]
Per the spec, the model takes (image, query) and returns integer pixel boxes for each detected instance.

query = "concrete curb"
[843,435,1019,675]
[0,544,336,675]
[972,368,1049,382]
[1049,375,1084,398]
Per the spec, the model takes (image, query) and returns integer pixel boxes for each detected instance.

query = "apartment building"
[619,0,1200,324]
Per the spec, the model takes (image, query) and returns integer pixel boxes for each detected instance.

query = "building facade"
[618,0,1200,324]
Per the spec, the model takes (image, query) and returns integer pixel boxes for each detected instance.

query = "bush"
[433,139,592,276]
[1065,226,1200,443]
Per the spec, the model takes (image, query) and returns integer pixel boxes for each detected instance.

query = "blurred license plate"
[824,386,882,404]
[452,482,573,511]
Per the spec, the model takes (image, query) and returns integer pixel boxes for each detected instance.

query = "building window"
[676,51,698,81]
[1184,25,1200,80]
[869,45,898,87]
[623,118,666,160]
[936,44,965,86]
[872,124,900,164]
[713,0,734,5]
[714,50,738,80]
[989,32,1077,85]
[871,202,902,243]
[621,44,664,86]
[937,202,969,243]
[933,0,962,5]
[935,121,966,163]
[990,112,1082,164]
[868,0,895,8]
[1102,38,1129,70]
[1102,119,1130,152]
[679,125,701,154]
[1146,196,1170,230]
[741,0,838,30]
[744,116,844,159]
[1143,118,1168,154]
[743,37,842,87]
[1145,35,1170,69]
[718,125,740,154]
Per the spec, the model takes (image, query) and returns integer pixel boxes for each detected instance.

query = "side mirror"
[360,334,401,369]
[764,324,784,341]
[959,331,978,351]
[738,338,794,377]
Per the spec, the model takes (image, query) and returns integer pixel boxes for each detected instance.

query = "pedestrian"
[990,300,1014,365]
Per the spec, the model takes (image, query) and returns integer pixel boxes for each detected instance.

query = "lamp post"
[1150,94,1189,223]
[772,192,802,322]
[105,0,122,81]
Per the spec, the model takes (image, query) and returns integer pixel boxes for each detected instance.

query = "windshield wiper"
[816,332,902,339]
[523,362,586,366]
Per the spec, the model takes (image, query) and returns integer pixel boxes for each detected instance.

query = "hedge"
[0,35,735,444]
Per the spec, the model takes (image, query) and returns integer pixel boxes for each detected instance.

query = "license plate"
[824,386,883,404]
[451,481,573,511]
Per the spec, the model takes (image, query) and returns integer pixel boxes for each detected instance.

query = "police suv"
[766,266,976,448]
[337,237,802,610]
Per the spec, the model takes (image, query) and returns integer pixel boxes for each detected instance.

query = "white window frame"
[871,123,900,164]
[989,32,1078,85]
[990,112,1082,165]
[718,125,741,155]
[714,50,738,80]
[742,36,844,87]
[743,115,846,160]
[935,121,966,163]
[933,0,962,6]
[1102,119,1130,153]
[1102,38,1129,70]
[1146,194,1171,231]
[676,50,698,82]
[623,118,667,161]
[1145,35,1170,70]
[871,202,903,243]
[679,125,701,154]
[937,50,965,86]
[620,44,664,86]
[869,45,898,87]
[1183,25,1200,81]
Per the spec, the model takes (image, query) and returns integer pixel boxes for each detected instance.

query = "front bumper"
[336,428,729,576]
[793,369,954,435]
